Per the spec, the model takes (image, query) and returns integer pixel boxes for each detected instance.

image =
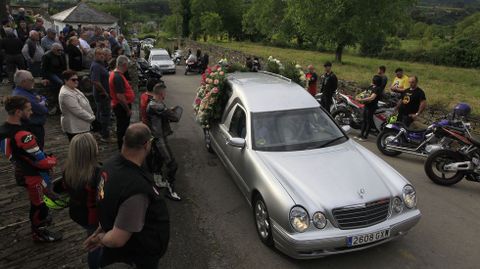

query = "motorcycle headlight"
[402,185,417,209]
[392,197,403,213]
[312,212,327,229]
[289,206,309,233]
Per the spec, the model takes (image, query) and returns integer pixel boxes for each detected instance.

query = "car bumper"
[272,209,421,259]
[159,68,176,73]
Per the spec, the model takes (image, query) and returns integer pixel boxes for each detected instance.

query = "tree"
[200,12,223,40]
[216,0,245,40]
[242,0,289,41]
[162,14,183,37]
[287,0,415,62]
[169,0,191,38]
[189,0,217,40]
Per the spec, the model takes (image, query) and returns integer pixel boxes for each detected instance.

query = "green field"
[212,41,480,113]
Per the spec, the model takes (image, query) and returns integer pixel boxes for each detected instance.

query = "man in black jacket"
[41,43,66,113]
[0,30,26,82]
[85,123,169,269]
[319,61,338,113]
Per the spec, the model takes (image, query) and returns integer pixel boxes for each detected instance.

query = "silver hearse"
[205,72,421,259]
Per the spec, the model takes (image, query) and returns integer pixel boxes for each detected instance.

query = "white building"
[50,2,118,32]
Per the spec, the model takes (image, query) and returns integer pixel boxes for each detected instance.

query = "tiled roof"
[51,2,118,24]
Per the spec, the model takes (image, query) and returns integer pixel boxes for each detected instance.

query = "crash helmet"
[43,195,70,210]
[453,103,471,117]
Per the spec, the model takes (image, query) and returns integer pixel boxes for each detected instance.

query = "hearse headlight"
[392,197,403,213]
[312,212,327,229]
[403,185,417,209]
[289,206,309,232]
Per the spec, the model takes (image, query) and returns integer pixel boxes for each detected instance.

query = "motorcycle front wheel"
[376,130,403,156]
[424,149,465,186]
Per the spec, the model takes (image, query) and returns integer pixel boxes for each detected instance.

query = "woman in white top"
[59,70,95,141]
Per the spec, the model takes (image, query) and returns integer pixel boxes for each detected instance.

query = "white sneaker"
[166,183,181,201]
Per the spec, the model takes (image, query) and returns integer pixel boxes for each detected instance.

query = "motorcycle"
[173,50,184,65]
[184,59,204,75]
[315,91,345,114]
[137,58,165,88]
[424,137,480,186]
[376,117,471,158]
[318,91,395,134]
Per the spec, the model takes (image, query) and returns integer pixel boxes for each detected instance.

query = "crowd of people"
[0,8,184,269]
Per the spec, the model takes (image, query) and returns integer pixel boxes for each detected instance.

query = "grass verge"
[211,41,480,114]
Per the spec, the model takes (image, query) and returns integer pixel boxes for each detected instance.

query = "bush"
[266,57,281,74]
[280,61,304,86]
[227,63,248,73]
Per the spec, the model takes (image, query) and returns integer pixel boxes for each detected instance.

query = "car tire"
[425,149,465,186]
[376,130,402,156]
[253,194,274,247]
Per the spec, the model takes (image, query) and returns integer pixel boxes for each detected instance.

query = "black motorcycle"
[137,58,165,88]
[424,135,480,186]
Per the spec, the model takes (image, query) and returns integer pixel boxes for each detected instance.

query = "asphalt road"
[158,66,480,269]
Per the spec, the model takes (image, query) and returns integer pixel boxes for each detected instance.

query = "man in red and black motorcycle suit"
[0,96,62,242]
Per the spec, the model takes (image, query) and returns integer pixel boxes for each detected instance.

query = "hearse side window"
[229,106,247,139]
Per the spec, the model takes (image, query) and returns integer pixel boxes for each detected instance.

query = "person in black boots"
[355,75,383,141]
[147,84,182,201]
[319,61,338,113]
[0,96,62,242]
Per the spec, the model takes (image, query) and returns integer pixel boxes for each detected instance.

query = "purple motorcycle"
[376,104,472,158]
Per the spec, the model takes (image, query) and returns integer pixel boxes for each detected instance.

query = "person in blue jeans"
[90,48,113,143]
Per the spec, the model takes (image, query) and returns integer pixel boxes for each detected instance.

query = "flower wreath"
[193,65,228,128]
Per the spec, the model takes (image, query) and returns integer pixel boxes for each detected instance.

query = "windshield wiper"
[316,136,346,148]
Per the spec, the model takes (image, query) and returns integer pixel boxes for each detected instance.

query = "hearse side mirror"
[227,137,246,148]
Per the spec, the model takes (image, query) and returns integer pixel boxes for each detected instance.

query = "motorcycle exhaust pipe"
[444,161,473,171]
[385,145,428,157]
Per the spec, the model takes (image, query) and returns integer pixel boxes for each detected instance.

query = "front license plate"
[347,229,390,247]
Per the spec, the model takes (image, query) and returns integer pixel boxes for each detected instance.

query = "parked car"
[148,48,176,74]
[205,71,421,259]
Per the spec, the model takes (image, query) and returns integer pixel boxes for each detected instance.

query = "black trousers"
[6,54,26,82]
[154,137,178,184]
[360,106,375,138]
[321,94,333,113]
[113,104,131,150]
